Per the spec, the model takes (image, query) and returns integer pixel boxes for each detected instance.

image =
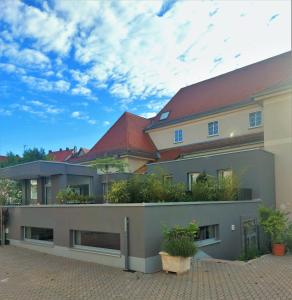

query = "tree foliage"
[1,147,49,168]
[0,178,22,205]
[90,157,127,173]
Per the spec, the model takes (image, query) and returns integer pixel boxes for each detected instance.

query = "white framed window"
[188,172,200,191]
[30,179,38,202]
[160,111,169,120]
[208,121,219,136]
[249,111,262,128]
[174,129,183,143]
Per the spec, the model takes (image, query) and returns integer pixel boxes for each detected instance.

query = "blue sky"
[0,0,291,155]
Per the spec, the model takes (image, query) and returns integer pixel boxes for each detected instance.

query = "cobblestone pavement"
[0,246,291,300]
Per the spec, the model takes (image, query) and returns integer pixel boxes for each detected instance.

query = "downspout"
[123,216,129,271]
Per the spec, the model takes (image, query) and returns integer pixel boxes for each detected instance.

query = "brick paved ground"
[0,246,291,300]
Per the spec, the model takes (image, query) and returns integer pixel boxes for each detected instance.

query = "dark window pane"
[74,231,120,250]
[24,227,53,242]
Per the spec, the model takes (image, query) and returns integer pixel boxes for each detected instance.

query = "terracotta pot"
[272,243,285,256]
[159,251,191,274]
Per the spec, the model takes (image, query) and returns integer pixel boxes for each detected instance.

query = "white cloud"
[139,112,156,119]
[0,1,75,54]
[0,0,290,112]
[21,76,70,92]
[103,121,111,126]
[0,108,12,116]
[71,111,81,118]
[71,110,96,125]
[72,85,91,96]
[10,100,63,118]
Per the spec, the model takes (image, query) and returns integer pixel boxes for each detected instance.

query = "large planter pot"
[272,243,285,256]
[159,251,191,274]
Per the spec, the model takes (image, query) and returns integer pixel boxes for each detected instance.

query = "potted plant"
[259,206,288,256]
[159,221,198,274]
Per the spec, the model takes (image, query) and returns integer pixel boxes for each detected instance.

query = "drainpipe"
[124,216,129,271]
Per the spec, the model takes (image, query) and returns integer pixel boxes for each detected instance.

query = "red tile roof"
[70,112,157,163]
[0,155,7,162]
[48,149,74,162]
[158,132,264,162]
[149,51,292,129]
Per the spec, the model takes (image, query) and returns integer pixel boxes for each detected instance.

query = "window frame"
[249,111,262,129]
[188,172,200,191]
[160,111,170,120]
[23,226,54,246]
[208,121,219,137]
[174,129,183,144]
[195,224,220,247]
[72,230,121,256]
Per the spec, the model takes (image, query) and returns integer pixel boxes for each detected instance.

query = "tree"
[22,147,48,163]
[90,157,128,202]
[0,178,22,205]
[1,147,49,168]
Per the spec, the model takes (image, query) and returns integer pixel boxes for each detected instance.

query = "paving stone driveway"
[0,246,291,300]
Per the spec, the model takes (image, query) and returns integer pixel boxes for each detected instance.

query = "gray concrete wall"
[148,149,275,207]
[6,200,261,272]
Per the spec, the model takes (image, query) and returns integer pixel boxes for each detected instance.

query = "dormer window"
[160,111,169,120]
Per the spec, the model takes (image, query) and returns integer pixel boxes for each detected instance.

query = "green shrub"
[56,187,96,204]
[259,206,288,244]
[238,246,260,261]
[108,171,241,203]
[286,223,292,252]
[108,174,188,203]
[162,222,199,257]
[163,238,197,257]
[108,180,130,203]
[215,174,239,201]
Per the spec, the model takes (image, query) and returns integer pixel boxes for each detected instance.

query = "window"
[196,225,219,243]
[249,111,262,128]
[188,172,200,190]
[69,184,89,196]
[217,169,233,181]
[24,227,53,244]
[174,129,183,143]
[160,111,169,120]
[73,230,120,253]
[45,177,51,205]
[163,175,173,184]
[30,180,38,202]
[208,121,219,136]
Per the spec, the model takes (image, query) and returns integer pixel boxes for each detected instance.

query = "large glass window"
[70,184,89,196]
[73,230,120,252]
[249,111,262,128]
[30,180,38,202]
[174,129,183,143]
[208,121,219,136]
[24,227,53,244]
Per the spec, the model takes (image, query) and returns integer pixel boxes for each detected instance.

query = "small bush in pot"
[160,222,198,274]
[259,206,288,256]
